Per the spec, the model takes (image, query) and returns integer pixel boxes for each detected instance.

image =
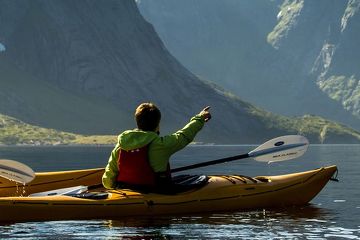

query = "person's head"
[135,103,161,132]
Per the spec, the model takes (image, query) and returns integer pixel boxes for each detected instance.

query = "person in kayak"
[102,102,211,192]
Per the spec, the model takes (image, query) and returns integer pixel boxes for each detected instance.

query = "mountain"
[0,0,359,144]
[137,0,360,130]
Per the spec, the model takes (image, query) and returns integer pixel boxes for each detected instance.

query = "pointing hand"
[199,106,211,122]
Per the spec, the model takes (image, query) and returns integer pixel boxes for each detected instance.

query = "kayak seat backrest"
[156,174,209,195]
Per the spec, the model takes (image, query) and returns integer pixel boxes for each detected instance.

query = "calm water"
[0,144,359,239]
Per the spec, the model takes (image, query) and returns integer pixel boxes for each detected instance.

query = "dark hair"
[135,103,161,131]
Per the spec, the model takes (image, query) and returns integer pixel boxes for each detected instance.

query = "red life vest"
[116,146,157,186]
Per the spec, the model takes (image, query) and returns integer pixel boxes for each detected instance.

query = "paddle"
[171,135,309,173]
[0,135,308,184]
[0,159,35,184]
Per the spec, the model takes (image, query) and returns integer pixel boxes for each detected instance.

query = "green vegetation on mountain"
[341,0,360,31]
[267,0,304,48]
[250,108,360,144]
[318,75,360,118]
[0,114,116,146]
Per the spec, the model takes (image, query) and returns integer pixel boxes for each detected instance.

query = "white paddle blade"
[248,135,309,163]
[0,159,35,184]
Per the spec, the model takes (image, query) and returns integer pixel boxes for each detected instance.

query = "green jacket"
[102,114,205,189]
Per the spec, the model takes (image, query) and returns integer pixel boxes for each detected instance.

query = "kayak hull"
[0,165,337,222]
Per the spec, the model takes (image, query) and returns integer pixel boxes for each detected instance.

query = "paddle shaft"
[171,153,249,173]
[170,138,308,173]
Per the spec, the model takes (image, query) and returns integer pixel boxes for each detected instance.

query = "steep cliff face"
[137,0,280,97]
[270,0,360,122]
[137,0,360,130]
[1,0,194,110]
[0,56,133,133]
[313,0,360,118]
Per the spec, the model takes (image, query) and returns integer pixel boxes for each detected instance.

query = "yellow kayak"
[0,165,337,222]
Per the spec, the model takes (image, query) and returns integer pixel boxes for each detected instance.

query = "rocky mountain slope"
[0,114,116,145]
[137,0,360,130]
[0,0,359,143]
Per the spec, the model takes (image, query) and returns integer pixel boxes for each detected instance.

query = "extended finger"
[203,106,211,111]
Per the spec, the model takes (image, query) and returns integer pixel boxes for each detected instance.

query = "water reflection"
[98,205,339,239]
[105,205,330,228]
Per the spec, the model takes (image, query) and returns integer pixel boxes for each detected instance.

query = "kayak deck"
[0,165,337,222]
